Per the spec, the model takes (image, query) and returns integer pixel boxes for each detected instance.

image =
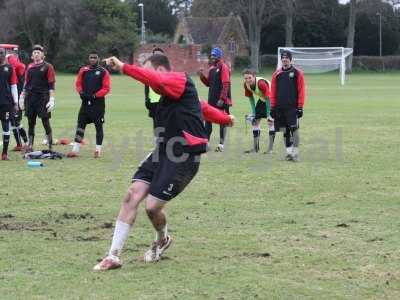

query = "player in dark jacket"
[0,48,19,160]
[7,53,28,151]
[270,50,306,161]
[67,51,111,158]
[93,54,235,271]
[198,47,232,152]
[19,45,56,152]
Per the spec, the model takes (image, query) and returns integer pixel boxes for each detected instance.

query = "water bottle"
[27,161,44,168]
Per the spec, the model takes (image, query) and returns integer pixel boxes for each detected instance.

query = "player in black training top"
[93,54,235,271]
[67,51,110,158]
[0,48,19,160]
[19,45,56,152]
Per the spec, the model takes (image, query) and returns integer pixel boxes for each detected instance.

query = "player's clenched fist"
[103,56,124,71]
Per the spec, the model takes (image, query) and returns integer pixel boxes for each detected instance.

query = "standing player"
[270,50,306,161]
[19,45,56,152]
[242,69,275,154]
[144,47,164,131]
[67,51,110,158]
[6,51,28,151]
[0,48,19,160]
[198,47,232,152]
[93,54,234,271]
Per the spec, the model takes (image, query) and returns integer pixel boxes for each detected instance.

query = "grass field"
[1,70,400,300]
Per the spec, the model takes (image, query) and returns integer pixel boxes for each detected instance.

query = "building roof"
[185,16,230,44]
[174,13,248,45]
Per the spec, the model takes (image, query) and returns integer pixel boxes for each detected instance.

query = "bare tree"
[346,0,360,71]
[241,0,280,71]
[283,0,296,47]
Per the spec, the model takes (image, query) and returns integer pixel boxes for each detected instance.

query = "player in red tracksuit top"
[7,53,28,150]
[270,50,306,161]
[198,47,232,152]
[93,54,235,271]
[67,51,111,158]
[0,48,19,160]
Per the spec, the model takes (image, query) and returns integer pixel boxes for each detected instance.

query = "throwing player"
[270,50,306,161]
[19,45,56,152]
[0,48,18,160]
[67,51,110,158]
[242,69,275,154]
[198,47,232,152]
[93,54,234,271]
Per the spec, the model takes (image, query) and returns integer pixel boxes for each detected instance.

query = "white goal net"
[277,47,353,85]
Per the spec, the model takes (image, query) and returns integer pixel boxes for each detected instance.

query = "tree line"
[1,0,399,71]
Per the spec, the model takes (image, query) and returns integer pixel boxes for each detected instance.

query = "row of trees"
[1,0,399,71]
[0,0,138,71]
[190,0,400,70]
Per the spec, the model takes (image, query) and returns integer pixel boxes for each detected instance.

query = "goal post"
[277,47,353,85]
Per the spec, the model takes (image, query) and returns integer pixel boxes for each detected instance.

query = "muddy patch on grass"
[241,252,271,258]
[75,235,101,242]
[61,212,95,220]
[0,213,15,219]
[0,221,57,237]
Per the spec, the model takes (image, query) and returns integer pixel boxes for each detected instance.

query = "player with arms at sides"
[198,47,232,152]
[19,45,56,152]
[270,50,306,161]
[6,49,28,151]
[242,69,276,154]
[0,48,18,160]
[67,51,110,158]
[93,54,235,271]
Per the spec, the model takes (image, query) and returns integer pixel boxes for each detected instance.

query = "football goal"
[277,47,353,85]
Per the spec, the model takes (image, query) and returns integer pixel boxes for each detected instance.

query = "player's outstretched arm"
[200,100,234,127]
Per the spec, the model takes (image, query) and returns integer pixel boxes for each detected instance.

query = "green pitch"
[1,71,399,299]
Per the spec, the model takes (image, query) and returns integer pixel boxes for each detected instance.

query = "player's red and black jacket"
[199,59,232,107]
[75,65,110,101]
[122,64,231,156]
[24,61,55,94]
[270,66,305,109]
[7,55,25,94]
[0,63,17,106]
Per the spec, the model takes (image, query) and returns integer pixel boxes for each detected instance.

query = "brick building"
[133,12,249,74]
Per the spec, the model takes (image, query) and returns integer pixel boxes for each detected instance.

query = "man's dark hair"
[32,44,44,52]
[242,69,256,76]
[89,51,99,56]
[152,47,164,54]
[144,54,171,71]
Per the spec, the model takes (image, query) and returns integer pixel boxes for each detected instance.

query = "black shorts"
[274,107,298,130]
[77,102,105,125]
[25,93,51,119]
[0,104,12,121]
[132,151,200,201]
[255,100,267,119]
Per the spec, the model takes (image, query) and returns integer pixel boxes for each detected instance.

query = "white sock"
[96,145,102,152]
[109,220,131,257]
[72,142,80,153]
[286,147,293,155]
[156,224,168,242]
[292,147,299,155]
